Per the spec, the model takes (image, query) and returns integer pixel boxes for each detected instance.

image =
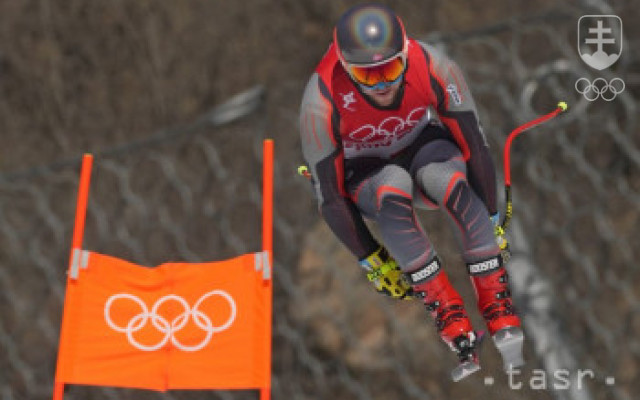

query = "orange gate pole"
[52,154,94,400]
[261,140,273,400]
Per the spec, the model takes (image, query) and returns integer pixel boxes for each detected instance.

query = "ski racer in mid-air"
[298,3,524,380]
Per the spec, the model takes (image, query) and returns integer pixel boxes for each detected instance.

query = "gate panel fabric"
[56,251,271,391]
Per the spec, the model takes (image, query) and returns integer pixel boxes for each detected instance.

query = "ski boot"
[405,257,483,381]
[468,255,524,371]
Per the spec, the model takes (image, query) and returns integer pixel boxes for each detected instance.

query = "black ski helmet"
[333,3,407,66]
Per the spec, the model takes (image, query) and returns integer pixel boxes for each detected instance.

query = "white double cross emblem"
[104,291,236,352]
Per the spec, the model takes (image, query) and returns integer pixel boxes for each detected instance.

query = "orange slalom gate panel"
[56,251,271,392]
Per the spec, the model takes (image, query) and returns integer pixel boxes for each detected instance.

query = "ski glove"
[491,213,511,263]
[359,247,413,300]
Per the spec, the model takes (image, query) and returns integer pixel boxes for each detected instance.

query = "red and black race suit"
[299,38,497,260]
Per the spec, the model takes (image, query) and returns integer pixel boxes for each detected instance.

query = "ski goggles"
[346,53,406,90]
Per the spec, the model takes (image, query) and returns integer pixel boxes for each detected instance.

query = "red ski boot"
[468,256,524,370]
[405,257,483,381]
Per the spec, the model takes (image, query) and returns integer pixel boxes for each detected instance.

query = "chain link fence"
[430,3,638,399]
[0,1,638,400]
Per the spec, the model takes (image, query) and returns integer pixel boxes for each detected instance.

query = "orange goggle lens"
[348,56,406,87]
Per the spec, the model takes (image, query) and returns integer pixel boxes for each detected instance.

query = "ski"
[452,359,481,382]
[493,326,525,371]
[450,330,485,382]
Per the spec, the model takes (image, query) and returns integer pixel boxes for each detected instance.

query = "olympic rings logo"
[347,106,428,144]
[575,77,625,101]
[104,291,236,352]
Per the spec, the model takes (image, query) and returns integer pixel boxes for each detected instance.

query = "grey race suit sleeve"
[419,42,498,216]
[299,74,380,260]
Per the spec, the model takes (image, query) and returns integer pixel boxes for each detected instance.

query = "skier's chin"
[363,83,401,107]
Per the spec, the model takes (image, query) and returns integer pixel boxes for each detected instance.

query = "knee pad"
[415,159,467,206]
[373,165,413,213]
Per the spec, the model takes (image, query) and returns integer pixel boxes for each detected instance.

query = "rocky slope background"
[0,1,638,399]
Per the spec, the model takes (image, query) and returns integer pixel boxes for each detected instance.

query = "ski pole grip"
[501,185,513,231]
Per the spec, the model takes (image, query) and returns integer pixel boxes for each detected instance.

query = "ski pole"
[500,101,568,231]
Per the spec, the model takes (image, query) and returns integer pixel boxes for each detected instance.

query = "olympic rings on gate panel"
[575,77,625,101]
[104,291,237,352]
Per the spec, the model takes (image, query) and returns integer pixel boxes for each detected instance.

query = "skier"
[298,3,523,380]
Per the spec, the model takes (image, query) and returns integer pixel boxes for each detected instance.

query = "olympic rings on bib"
[575,77,625,101]
[104,291,236,352]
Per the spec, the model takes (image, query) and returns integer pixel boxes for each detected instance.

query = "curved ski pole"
[501,101,568,231]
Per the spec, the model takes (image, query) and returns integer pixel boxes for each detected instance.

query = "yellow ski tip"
[558,101,568,112]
